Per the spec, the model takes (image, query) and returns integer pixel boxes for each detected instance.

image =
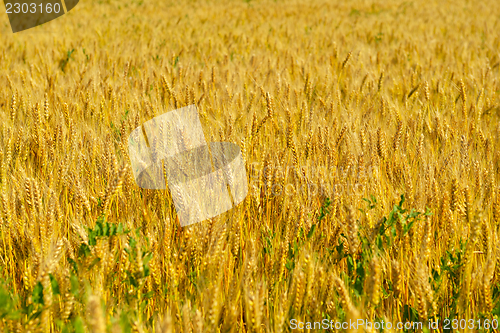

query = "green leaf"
[68,257,78,274]
[129,275,138,288]
[74,317,85,333]
[307,224,317,239]
[32,281,44,305]
[49,274,60,296]
[318,197,332,222]
[103,222,109,237]
[120,311,133,333]
[376,234,383,250]
[70,274,79,297]
[0,283,20,320]
[88,257,101,270]
[347,255,354,274]
[109,224,116,236]
[143,253,153,277]
[398,194,405,207]
[78,243,91,258]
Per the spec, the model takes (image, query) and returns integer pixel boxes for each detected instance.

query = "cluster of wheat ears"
[0,0,500,331]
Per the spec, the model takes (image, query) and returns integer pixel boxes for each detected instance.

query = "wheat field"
[1,0,500,331]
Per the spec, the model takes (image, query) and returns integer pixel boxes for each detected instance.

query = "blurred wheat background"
[1,0,500,331]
